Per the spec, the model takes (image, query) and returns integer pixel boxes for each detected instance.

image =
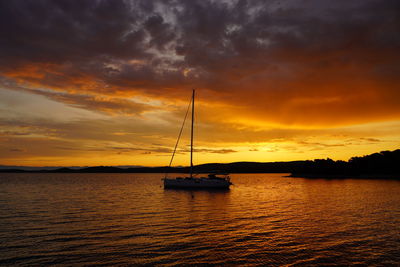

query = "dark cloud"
[9,148,25,152]
[0,0,149,65]
[0,0,399,125]
[0,131,31,136]
[296,140,346,148]
[22,88,151,115]
[2,0,398,77]
[194,148,237,154]
[361,138,381,143]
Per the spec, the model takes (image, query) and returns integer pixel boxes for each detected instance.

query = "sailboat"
[163,89,232,189]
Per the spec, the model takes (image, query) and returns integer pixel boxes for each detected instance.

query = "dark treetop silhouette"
[1,149,399,179]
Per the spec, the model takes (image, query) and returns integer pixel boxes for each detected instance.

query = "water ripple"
[0,173,399,265]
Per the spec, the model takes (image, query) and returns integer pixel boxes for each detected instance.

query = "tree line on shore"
[1,149,399,178]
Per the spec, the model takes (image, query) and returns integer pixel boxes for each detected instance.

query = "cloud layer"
[1,0,399,165]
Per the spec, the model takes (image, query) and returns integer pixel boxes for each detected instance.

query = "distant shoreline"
[1,169,398,180]
[1,149,399,179]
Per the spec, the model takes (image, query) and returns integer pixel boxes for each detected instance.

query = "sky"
[0,0,399,167]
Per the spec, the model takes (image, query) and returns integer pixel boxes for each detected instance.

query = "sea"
[0,173,399,266]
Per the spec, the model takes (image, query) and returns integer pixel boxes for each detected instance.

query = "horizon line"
[1,148,398,169]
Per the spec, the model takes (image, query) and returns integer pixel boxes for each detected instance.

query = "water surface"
[0,173,399,265]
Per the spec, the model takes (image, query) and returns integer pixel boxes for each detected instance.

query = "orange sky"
[0,0,399,167]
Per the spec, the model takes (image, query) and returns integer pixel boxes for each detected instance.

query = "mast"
[190,89,195,178]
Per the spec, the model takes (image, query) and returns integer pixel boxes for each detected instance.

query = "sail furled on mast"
[164,89,194,179]
[190,89,195,178]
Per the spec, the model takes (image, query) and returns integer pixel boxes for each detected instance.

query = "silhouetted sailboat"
[163,89,232,189]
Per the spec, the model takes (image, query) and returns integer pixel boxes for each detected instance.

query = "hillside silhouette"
[1,149,399,179]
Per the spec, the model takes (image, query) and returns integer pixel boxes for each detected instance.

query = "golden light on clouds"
[0,0,399,166]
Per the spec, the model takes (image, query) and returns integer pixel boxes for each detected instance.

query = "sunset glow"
[1,0,399,167]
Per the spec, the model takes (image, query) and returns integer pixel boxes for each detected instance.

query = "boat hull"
[164,178,231,189]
